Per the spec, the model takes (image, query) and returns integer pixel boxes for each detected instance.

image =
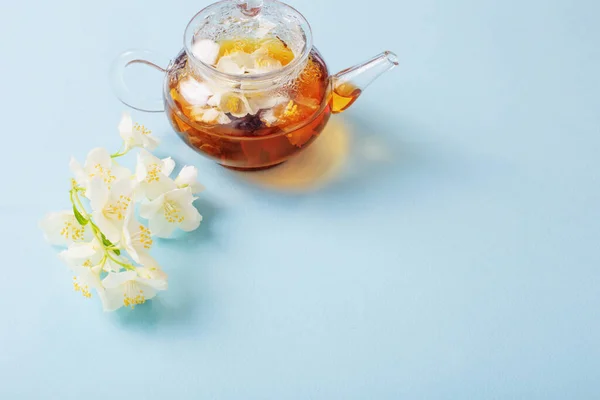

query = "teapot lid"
[184,0,313,79]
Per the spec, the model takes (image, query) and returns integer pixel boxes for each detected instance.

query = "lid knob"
[238,0,263,17]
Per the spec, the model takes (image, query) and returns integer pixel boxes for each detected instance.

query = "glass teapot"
[111,0,397,170]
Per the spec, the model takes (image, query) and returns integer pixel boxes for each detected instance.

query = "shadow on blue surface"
[228,112,411,195]
[225,108,516,218]
[109,290,203,334]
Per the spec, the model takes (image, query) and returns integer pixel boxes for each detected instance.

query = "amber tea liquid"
[166,38,337,170]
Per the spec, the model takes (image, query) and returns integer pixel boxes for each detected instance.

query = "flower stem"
[71,190,88,219]
[111,142,129,158]
[69,187,136,272]
[106,252,135,271]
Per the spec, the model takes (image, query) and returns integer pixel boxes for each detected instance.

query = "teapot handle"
[110,49,170,113]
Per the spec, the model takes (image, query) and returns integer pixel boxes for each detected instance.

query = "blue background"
[1,0,599,398]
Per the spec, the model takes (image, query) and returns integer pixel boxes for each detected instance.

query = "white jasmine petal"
[87,176,110,212]
[207,93,221,107]
[217,112,232,124]
[139,188,202,238]
[71,264,104,300]
[135,149,177,200]
[102,270,136,289]
[122,208,153,264]
[59,240,106,300]
[139,196,163,219]
[255,19,277,38]
[178,78,213,106]
[117,112,134,140]
[249,55,282,75]
[248,46,284,74]
[174,165,205,194]
[103,257,125,273]
[136,264,168,281]
[85,148,130,184]
[189,105,209,121]
[101,269,167,311]
[162,157,176,177]
[71,147,131,192]
[59,241,100,262]
[40,210,92,246]
[69,158,86,187]
[179,207,203,232]
[118,112,159,151]
[203,108,219,122]
[249,94,288,111]
[260,108,278,127]
[89,177,134,243]
[192,39,220,65]
[227,51,255,70]
[216,56,245,75]
[219,92,253,117]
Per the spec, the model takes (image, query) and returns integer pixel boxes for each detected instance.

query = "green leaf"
[73,206,88,226]
[100,234,121,255]
[100,232,113,248]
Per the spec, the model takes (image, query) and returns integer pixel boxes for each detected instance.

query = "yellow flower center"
[225,97,242,113]
[136,225,153,249]
[146,163,161,183]
[60,219,85,241]
[255,57,270,68]
[283,100,298,118]
[163,201,184,224]
[89,163,116,186]
[104,195,132,221]
[73,277,92,298]
[123,282,146,308]
[134,123,151,136]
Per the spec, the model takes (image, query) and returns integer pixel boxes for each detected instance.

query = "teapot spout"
[331,51,398,113]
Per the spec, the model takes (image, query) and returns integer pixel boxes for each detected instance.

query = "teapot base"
[220,161,285,171]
